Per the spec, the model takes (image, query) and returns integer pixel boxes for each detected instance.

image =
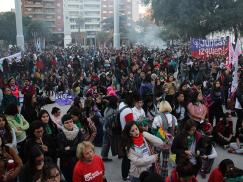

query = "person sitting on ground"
[208,159,243,182]
[214,113,233,149]
[228,120,243,154]
[165,158,198,182]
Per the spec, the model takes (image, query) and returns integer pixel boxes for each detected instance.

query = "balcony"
[25,2,43,8]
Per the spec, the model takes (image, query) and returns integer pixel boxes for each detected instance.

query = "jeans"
[130,176,140,182]
[101,131,111,158]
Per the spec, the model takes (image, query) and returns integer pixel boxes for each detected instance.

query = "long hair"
[4,103,19,116]
[121,121,142,152]
[69,107,90,131]
[0,114,13,144]
[23,93,34,108]
[41,163,60,182]
[219,159,234,176]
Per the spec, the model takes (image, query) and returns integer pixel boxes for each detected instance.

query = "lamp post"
[14,0,25,51]
[113,0,120,49]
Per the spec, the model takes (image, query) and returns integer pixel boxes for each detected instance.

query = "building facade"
[101,0,139,22]
[22,0,64,34]
[63,0,101,46]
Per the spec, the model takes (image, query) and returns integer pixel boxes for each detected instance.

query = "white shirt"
[132,107,146,121]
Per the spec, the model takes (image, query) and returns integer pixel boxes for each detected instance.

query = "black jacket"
[57,129,83,166]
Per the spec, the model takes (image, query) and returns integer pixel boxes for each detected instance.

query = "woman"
[41,163,61,182]
[0,114,17,150]
[208,159,243,182]
[122,121,164,182]
[4,103,29,160]
[67,96,83,114]
[24,120,57,164]
[1,87,20,112]
[57,114,83,182]
[152,100,178,180]
[208,80,224,126]
[187,91,207,129]
[21,93,39,125]
[19,146,45,182]
[164,75,176,104]
[171,119,202,176]
[173,92,187,130]
[0,136,22,182]
[38,110,59,139]
[228,120,243,154]
[214,113,233,148]
[7,77,19,100]
[70,107,97,142]
[73,141,105,182]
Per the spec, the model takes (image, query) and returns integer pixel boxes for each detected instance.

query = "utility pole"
[113,0,120,49]
[15,0,25,51]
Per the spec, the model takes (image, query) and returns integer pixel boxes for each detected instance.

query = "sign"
[0,52,22,65]
[191,37,229,59]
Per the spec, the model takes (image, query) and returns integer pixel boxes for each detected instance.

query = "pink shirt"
[187,102,207,122]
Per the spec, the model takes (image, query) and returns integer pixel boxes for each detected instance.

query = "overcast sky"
[0,0,15,12]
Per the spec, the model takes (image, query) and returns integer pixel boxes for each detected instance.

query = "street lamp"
[14,0,25,51]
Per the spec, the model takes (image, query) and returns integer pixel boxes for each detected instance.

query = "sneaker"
[102,158,113,162]
[223,145,229,149]
[122,176,130,181]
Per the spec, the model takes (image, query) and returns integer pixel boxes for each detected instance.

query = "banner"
[0,52,22,65]
[230,39,242,93]
[191,37,229,59]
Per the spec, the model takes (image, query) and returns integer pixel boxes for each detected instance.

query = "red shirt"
[73,155,104,182]
[165,169,198,182]
[208,168,224,182]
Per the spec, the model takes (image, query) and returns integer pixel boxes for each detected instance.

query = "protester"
[228,120,243,154]
[24,120,56,163]
[57,114,82,182]
[0,135,22,182]
[171,119,202,176]
[0,114,17,150]
[121,121,164,182]
[41,163,62,182]
[73,141,105,182]
[21,93,39,125]
[4,103,29,160]
[51,107,62,129]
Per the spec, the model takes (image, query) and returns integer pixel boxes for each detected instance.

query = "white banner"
[0,52,22,65]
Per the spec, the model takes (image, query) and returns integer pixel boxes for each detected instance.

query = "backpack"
[105,106,127,135]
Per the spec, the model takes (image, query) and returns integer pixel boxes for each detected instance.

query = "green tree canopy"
[144,0,243,40]
[0,12,50,44]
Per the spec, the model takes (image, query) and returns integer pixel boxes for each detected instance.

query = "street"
[43,101,243,182]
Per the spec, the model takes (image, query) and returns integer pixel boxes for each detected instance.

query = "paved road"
[43,102,243,182]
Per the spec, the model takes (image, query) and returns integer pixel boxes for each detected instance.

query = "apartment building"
[22,0,64,34]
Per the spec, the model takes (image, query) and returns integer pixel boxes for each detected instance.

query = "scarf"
[44,124,52,135]
[62,125,79,141]
[132,133,144,147]
[187,134,195,147]
[75,120,83,129]
[14,115,21,124]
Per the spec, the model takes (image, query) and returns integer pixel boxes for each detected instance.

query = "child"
[198,136,217,178]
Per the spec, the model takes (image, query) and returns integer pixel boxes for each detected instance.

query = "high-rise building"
[101,0,139,22]
[22,0,64,34]
[63,0,101,46]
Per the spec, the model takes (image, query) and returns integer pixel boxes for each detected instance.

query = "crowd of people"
[0,45,242,182]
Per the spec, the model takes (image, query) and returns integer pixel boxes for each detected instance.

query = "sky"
[0,0,15,12]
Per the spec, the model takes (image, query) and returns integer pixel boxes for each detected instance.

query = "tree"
[0,12,50,46]
[101,15,130,38]
[144,0,243,40]
[96,31,112,47]
[0,12,17,44]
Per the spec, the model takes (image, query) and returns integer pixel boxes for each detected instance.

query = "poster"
[191,37,229,59]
